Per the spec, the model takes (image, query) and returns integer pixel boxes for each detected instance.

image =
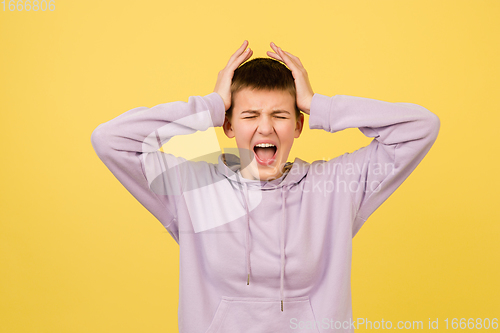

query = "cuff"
[203,92,226,127]
[308,93,335,132]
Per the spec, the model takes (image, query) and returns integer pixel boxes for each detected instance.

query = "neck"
[240,163,286,181]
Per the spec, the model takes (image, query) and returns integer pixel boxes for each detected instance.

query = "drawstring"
[280,186,287,311]
[240,181,288,312]
[242,182,251,286]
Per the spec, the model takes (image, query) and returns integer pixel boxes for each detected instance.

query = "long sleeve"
[308,93,440,236]
[90,92,226,242]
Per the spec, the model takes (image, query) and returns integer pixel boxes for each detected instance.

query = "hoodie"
[90,92,440,333]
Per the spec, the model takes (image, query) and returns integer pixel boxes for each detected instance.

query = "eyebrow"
[241,110,291,115]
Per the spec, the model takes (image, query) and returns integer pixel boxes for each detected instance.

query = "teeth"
[255,143,276,148]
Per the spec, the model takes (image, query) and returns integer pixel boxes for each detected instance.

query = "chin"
[242,152,287,181]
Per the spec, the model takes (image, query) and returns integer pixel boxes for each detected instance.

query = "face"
[223,88,304,181]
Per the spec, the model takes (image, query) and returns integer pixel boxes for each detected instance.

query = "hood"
[216,151,310,189]
[216,152,311,311]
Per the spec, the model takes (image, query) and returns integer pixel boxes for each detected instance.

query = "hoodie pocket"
[204,296,320,333]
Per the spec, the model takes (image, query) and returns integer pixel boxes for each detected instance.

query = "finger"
[281,49,304,67]
[273,44,303,68]
[276,47,298,70]
[241,48,253,64]
[273,43,296,60]
[226,40,249,66]
[233,43,252,64]
[279,48,305,69]
[266,51,284,62]
[269,42,286,60]
[238,47,253,64]
[279,48,306,75]
[227,48,253,73]
[270,42,280,53]
[234,40,249,57]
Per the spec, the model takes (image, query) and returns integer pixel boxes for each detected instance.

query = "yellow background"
[1,0,499,332]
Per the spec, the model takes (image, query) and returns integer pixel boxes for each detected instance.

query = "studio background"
[1,0,498,332]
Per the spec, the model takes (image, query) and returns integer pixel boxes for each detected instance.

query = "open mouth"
[253,143,278,165]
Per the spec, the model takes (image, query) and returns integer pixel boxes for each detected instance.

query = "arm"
[309,93,440,236]
[90,93,226,242]
[90,41,252,241]
[267,42,440,236]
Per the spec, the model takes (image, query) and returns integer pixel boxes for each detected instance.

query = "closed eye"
[243,116,287,119]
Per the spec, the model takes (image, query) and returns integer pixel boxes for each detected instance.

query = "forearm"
[308,93,440,234]
[309,93,440,145]
[89,92,226,234]
[91,92,226,157]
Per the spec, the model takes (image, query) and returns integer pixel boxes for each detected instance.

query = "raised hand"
[266,42,314,115]
[214,40,254,111]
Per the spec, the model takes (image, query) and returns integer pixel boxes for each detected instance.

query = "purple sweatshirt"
[91,92,440,332]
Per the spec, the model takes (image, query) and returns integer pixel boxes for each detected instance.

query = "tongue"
[254,147,276,161]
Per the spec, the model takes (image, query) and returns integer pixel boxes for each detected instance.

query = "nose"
[256,114,274,135]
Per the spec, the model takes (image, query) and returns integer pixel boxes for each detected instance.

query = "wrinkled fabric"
[91,92,440,332]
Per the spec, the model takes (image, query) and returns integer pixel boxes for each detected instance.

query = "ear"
[223,115,235,138]
[294,113,305,138]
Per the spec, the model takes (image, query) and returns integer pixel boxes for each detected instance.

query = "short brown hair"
[226,58,301,120]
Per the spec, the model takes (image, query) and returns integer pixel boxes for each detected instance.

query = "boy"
[91,40,440,332]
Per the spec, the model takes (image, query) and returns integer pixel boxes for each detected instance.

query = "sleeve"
[308,93,441,237]
[90,92,226,242]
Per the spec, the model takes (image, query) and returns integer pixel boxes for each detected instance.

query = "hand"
[267,42,314,115]
[214,40,253,111]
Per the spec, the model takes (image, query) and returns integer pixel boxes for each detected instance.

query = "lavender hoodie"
[91,92,440,332]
